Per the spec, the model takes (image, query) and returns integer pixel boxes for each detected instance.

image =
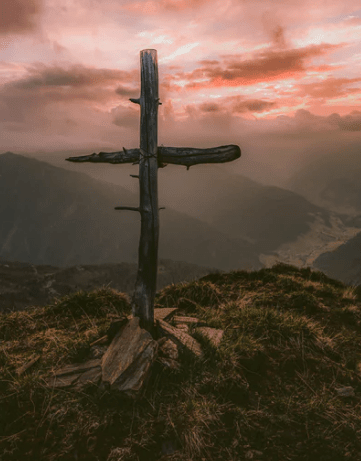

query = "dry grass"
[1,263,361,460]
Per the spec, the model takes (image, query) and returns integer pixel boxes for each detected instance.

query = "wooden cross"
[66,49,241,333]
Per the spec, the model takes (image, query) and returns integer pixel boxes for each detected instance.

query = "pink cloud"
[0,62,140,130]
[296,77,361,100]
[162,42,344,91]
[121,0,209,13]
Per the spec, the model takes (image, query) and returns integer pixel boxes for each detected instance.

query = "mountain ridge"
[0,151,261,271]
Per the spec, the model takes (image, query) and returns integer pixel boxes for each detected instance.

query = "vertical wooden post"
[66,49,241,335]
[131,49,159,332]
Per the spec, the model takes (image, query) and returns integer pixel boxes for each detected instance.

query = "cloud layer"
[0,0,360,186]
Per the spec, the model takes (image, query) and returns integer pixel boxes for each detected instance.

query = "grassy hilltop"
[1,263,361,460]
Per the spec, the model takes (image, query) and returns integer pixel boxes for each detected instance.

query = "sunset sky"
[1,0,361,185]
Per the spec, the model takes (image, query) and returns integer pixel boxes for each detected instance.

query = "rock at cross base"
[101,317,158,396]
[47,359,102,389]
[47,317,158,396]
[195,327,224,347]
[157,338,180,370]
[157,319,203,358]
[159,338,179,360]
[173,316,206,326]
[127,307,178,324]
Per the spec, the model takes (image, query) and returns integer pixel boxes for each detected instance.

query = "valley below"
[260,212,361,269]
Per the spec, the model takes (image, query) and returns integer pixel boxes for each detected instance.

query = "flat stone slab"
[48,359,102,388]
[159,339,179,360]
[196,327,224,347]
[154,308,178,322]
[127,308,178,324]
[74,365,102,389]
[106,317,129,341]
[101,317,158,394]
[173,316,205,326]
[157,319,203,359]
[174,323,189,332]
[158,357,180,370]
[112,340,158,396]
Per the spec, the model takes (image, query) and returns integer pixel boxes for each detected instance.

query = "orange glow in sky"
[0,0,360,154]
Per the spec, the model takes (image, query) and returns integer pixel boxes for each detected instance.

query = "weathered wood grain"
[64,48,241,333]
[131,49,160,332]
[66,144,240,168]
[66,148,140,164]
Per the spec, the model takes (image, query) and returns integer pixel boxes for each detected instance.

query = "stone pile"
[45,308,224,398]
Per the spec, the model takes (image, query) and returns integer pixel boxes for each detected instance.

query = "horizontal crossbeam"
[65,144,241,168]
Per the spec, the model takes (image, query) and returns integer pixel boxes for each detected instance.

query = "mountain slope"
[157,163,357,259]
[314,230,361,285]
[1,263,361,460]
[0,152,260,271]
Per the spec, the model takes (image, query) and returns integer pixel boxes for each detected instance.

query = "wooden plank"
[158,145,240,168]
[66,148,139,164]
[66,144,241,168]
[64,49,241,338]
[131,49,160,332]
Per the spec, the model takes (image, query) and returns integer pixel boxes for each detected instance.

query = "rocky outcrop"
[45,308,225,398]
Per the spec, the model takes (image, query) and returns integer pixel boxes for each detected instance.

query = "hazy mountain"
[286,142,361,215]
[0,152,260,271]
[314,230,361,286]
[155,163,356,258]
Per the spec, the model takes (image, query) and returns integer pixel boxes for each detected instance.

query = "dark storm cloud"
[115,85,139,97]
[231,98,277,113]
[11,63,137,91]
[0,0,43,35]
[0,62,139,128]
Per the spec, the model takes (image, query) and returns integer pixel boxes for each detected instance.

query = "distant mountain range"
[1,151,359,277]
[0,152,260,271]
[314,230,361,286]
[287,142,361,215]
[155,161,359,261]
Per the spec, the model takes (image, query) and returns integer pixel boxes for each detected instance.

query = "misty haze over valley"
[1,141,361,305]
